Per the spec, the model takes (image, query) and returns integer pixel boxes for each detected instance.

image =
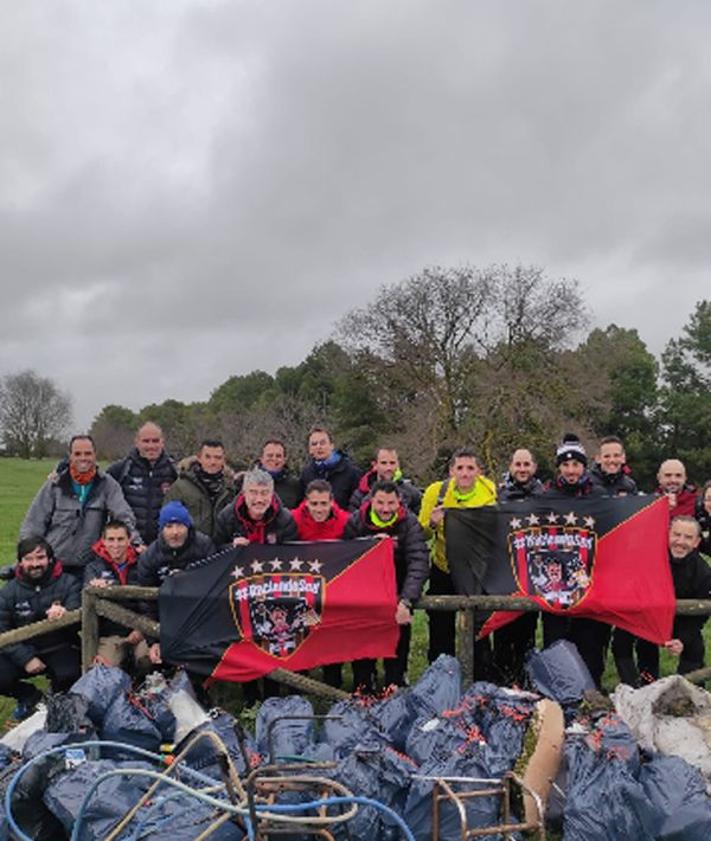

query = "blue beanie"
[159,500,193,529]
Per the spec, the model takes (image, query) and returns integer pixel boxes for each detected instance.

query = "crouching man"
[344,480,430,690]
[0,537,82,718]
[84,520,151,674]
[664,516,711,675]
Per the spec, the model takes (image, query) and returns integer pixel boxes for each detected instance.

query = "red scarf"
[70,464,97,485]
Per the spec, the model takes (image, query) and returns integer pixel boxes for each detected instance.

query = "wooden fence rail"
[1,587,710,695]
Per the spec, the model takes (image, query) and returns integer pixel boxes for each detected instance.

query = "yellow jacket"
[419,475,497,572]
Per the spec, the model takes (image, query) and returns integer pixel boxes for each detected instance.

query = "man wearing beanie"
[543,434,608,687]
[138,501,216,592]
[163,440,236,539]
[545,433,600,498]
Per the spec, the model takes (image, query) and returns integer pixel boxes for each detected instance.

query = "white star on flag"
[547,512,558,524]
[565,512,577,525]
[251,560,264,573]
[584,516,596,528]
[510,517,522,529]
[526,513,540,526]
[308,560,322,573]
[230,565,244,579]
[270,559,283,571]
[290,558,303,571]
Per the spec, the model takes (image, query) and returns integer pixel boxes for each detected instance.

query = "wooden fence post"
[81,588,99,672]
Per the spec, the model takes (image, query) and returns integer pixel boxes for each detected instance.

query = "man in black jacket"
[0,537,82,718]
[299,426,361,510]
[589,436,638,496]
[665,516,711,675]
[214,468,298,548]
[107,422,177,545]
[344,480,430,690]
[494,447,544,685]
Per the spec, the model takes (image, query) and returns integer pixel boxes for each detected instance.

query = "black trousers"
[427,565,456,662]
[493,613,538,686]
[611,628,659,686]
[351,624,412,692]
[0,646,81,700]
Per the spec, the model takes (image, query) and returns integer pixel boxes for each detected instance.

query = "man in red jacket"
[291,480,349,541]
[656,459,698,516]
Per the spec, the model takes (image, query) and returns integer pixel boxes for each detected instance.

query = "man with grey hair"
[214,468,298,548]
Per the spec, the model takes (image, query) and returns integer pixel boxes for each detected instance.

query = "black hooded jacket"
[343,501,430,602]
[299,451,362,510]
[589,464,638,496]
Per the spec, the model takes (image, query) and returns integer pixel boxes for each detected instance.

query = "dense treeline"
[7,265,708,489]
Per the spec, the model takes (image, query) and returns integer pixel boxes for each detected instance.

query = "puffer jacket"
[213,495,298,548]
[84,539,141,637]
[107,448,177,544]
[344,501,430,602]
[590,464,638,496]
[0,560,81,668]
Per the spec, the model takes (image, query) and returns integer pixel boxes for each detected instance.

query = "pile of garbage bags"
[0,643,709,840]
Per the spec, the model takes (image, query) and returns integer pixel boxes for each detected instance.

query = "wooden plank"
[0,610,80,650]
[94,599,160,638]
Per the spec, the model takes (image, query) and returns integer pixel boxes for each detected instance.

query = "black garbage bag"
[45,692,94,734]
[320,697,388,757]
[69,665,131,727]
[330,745,415,841]
[100,692,162,756]
[127,794,246,840]
[526,641,594,706]
[10,733,96,841]
[404,746,503,841]
[255,695,315,760]
[43,758,154,841]
[562,718,659,841]
[406,711,472,767]
[0,745,14,771]
[177,711,259,778]
[370,656,463,752]
[409,654,462,717]
[639,755,711,841]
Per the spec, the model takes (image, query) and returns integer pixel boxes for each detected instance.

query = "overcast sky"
[1,1,708,429]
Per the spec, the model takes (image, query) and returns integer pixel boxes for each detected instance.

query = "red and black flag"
[445,495,674,643]
[159,538,399,681]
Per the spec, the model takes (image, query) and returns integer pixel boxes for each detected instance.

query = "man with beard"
[655,459,698,517]
[0,537,82,718]
[663,516,711,675]
[138,501,216,665]
[107,422,177,545]
[543,434,607,687]
[163,439,236,539]
[498,448,544,501]
[494,447,543,685]
[344,481,430,690]
[590,436,638,496]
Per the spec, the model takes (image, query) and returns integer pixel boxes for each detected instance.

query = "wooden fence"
[1,588,711,696]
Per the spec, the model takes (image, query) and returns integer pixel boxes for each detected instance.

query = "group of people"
[1,421,710,717]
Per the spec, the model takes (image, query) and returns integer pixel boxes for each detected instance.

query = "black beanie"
[555,433,587,467]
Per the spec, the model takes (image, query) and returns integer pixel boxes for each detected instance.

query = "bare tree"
[0,370,72,458]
